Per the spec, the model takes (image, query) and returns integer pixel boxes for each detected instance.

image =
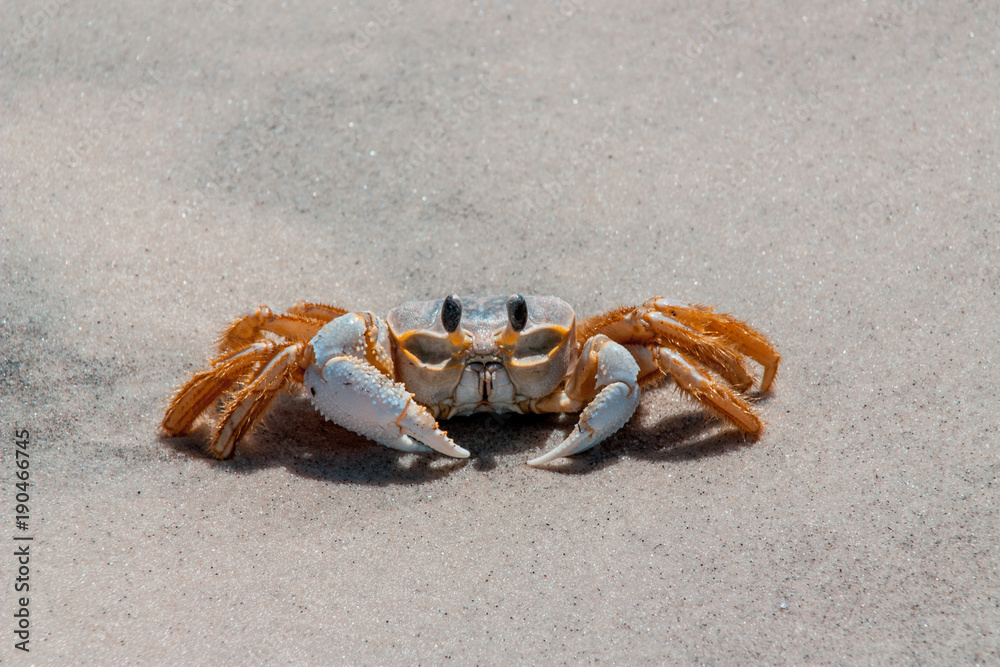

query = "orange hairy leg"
[218,305,331,354]
[650,300,780,391]
[579,306,752,391]
[210,342,313,459]
[655,347,762,433]
[579,298,779,392]
[161,341,279,436]
[626,344,762,434]
[286,301,347,322]
[165,301,347,458]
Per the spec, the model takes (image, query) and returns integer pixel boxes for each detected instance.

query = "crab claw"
[528,337,641,467]
[304,355,469,458]
[527,382,640,466]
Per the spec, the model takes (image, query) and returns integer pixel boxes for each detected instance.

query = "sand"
[2,0,998,662]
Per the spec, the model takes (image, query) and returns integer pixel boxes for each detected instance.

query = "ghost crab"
[162,295,779,466]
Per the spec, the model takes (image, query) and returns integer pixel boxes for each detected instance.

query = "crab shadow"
[160,390,775,483]
[535,401,764,475]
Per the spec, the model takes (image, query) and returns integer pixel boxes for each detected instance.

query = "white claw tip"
[418,431,470,459]
[526,452,560,467]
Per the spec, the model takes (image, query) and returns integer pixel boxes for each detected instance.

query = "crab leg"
[304,313,469,458]
[648,299,780,391]
[286,301,348,322]
[578,298,779,392]
[218,305,330,354]
[654,347,762,434]
[211,342,312,459]
[641,312,754,391]
[161,341,278,436]
[528,335,641,466]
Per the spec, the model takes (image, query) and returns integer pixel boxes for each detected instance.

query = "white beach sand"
[2,0,998,662]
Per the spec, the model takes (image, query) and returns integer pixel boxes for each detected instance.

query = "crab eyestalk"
[497,294,527,346]
[441,294,469,347]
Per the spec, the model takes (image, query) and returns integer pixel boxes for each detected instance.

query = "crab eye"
[507,294,528,332]
[441,294,462,333]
